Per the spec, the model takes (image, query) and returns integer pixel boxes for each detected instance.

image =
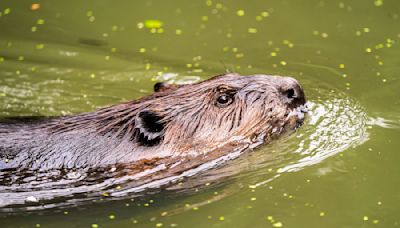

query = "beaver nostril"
[285,88,296,99]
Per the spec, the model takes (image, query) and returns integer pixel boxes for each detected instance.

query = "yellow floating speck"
[31,26,37,32]
[365,48,372,53]
[250,197,256,201]
[320,212,325,216]
[139,48,146,53]
[270,52,277,57]
[144,20,163,29]
[206,0,212,7]
[145,63,151,70]
[0,57,5,63]
[91,224,98,228]
[363,27,370,33]
[261,11,269,17]
[175,29,182,35]
[31,4,40,11]
[102,192,109,197]
[201,16,209,21]
[161,211,168,216]
[372,220,379,224]
[4,8,11,15]
[35,44,44,50]
[235,53,244,58]
[248,28,257,33]
[219,216,225,221]
[280,61,287,66]
[256,16,263,21]
[272,222,283,227]
[137,22,144,29]
[86,11,93,17]
[236,9,245,16]
[321,32,328,38]
[374,0,383,7]
[37,19,45,25]
[339,64,345,69]
[156,223,163,227]
[109,214,115,220]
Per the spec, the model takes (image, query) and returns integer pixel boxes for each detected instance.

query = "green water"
[1,0,400,227]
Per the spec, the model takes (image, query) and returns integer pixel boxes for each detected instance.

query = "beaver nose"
[279,78,306,106]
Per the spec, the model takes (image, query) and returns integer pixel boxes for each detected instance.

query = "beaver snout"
[277,77,306,107]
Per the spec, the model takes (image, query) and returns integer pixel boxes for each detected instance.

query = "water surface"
[1,0,400,227]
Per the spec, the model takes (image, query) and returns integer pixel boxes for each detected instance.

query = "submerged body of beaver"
[0,73,306,174]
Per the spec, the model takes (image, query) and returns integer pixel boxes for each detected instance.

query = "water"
[1,0,400,227]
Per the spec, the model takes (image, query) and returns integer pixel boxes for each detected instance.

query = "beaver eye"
[216,94,234,107]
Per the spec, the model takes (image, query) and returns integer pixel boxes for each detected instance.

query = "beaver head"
[124,73,306,155]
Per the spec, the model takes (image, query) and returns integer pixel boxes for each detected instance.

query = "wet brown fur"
[0,73,306,171]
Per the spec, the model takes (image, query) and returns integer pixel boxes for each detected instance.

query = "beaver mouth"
[251,103,308,146]
[284,103,309,129]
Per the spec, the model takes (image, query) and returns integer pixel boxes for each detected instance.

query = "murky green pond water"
[1,0,400,227]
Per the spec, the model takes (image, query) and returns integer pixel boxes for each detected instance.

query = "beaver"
[0,73,306,172]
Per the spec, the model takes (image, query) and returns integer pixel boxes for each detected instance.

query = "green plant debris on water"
[144,20,164,29]
[0,0,400,227]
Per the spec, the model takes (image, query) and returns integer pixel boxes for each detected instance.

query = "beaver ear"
[135,110,165,146]
[154,82,182,93]
[154,82,168,92]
